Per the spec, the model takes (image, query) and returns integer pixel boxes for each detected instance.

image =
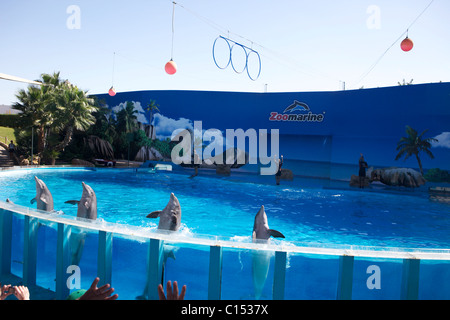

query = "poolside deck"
[0,273,55,300]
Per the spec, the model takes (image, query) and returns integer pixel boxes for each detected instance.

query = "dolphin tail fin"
[65,200,79,205]
[30,198,36,204]
[166,249,176,261]
[146,210,162,218]
[269,229,285,238]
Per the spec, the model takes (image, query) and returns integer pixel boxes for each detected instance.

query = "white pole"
[31,127,34,165]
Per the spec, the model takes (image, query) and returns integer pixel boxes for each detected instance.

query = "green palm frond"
[395,125,437,175]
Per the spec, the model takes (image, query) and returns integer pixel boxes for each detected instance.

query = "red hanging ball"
[165,60,177,75]
[401,37,414,52]
[108,86,116,96]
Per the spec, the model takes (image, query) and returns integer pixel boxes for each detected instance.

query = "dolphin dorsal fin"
[268,229,285,238]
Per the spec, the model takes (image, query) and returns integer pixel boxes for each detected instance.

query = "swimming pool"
[2,167,449,248]
[1,167,449,299]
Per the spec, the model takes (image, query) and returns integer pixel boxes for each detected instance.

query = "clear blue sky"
[1,0,449,105]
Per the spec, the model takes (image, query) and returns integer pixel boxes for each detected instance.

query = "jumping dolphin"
[137,193,181,299]
[30,176,54,212]
[146,193,181,231]
[252,205,285,299]
[65,182,98,266]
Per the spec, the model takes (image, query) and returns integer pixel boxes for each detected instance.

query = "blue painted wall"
[96,82,450,177]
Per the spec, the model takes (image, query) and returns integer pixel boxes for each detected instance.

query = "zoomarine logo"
[269,100,325,123]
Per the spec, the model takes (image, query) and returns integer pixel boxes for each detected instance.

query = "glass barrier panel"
[418,260,450,299]
[70,225,100,293]
[11,213,24,279]
[352,257,402,300]
[111,235,149,300]
[285,253,339,300]
[163,242,209,300]
[221,247,275,300]
[35,220,57,292]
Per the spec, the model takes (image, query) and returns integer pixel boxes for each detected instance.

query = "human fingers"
[157,284,166,300]
[97,283,111,295]
[179,285,187,300]
[14,286,29,300]
[90,277,100,290]
[172,281,179,299]
[105,293,118,300]
[166,281,173,300]
[99,286,114,299]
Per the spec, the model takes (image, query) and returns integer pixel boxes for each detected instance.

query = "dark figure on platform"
[8,140,15,160]
[276,155,283,185]
[358,154,368,188]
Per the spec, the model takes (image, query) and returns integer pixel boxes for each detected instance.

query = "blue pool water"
[1,167,449,249]
[1,167,450,299]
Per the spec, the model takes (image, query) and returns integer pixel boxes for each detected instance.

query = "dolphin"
[137,193,181,299]
[146,193,181,231]
[65,182,97,220]
[64,182,98,266]
[30,176,54,212]
[251,205,285,299]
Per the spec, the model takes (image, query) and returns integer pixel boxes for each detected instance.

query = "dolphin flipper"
[30,198,36,204]
[268,229,285,238]
[146,210,162,218]
[65,200,80,205]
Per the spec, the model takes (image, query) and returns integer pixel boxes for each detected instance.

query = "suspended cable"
[171,1,176,60]
[108,52,117,96]
[111,52,116,86]
[356,0,435,85]
[171,0,340,83]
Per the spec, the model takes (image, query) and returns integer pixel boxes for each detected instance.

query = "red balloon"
[401,37,414,52]
[108,86,116,96]
[165,60,177,75]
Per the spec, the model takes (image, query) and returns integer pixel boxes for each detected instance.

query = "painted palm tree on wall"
[116,101,138,133]
[146,99,160,140]
[395,125,438,175]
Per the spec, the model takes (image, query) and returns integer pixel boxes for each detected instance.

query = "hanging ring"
[212,35,262,81]
[212,36,232,70]
[246,49,261,81]
[230,43,248,74]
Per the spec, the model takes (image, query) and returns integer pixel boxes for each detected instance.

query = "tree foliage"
[13,72,98,163]
[395,125,437,175]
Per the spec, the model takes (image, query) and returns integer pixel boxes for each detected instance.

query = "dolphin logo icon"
[283,100,310,113]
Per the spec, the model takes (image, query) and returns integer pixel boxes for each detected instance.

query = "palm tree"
[395,125,438,175]
[116,101,138,133]
[13,72,65,155]
[52,81,97,152]
[91,103,118,145]
[146,99,160,139]
[13,85,52,154]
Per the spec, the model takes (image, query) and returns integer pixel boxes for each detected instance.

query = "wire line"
[356,0,435,85]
